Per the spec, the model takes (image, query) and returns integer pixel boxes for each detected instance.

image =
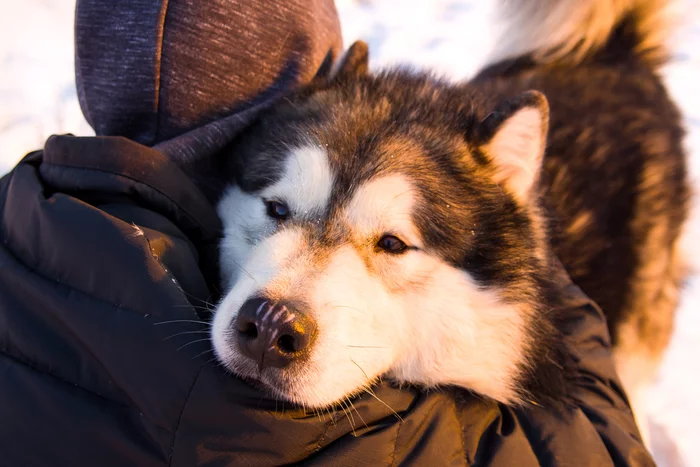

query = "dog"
[211,0,689,441]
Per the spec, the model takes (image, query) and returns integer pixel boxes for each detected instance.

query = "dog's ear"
[332,41,369,80]
[479,91,549,201]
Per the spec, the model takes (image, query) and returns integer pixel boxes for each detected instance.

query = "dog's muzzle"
[234,297,317,371]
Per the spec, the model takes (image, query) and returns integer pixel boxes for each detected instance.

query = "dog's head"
[212,44,569,409]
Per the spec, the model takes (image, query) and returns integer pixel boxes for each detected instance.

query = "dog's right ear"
[331,41,370,80]
[479,91,549,202]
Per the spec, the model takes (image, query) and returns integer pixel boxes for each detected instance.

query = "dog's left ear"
[312,42,369,84]
[332,41,370,80]
[479,91,549,201]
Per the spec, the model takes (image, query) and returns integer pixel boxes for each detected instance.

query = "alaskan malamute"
[211,0,689,441]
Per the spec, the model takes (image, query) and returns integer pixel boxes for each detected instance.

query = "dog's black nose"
[234,297,317,370]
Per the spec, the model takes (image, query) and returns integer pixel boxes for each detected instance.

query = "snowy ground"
[1,0,698,465]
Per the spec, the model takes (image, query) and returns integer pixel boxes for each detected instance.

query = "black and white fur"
[211,0,689,443]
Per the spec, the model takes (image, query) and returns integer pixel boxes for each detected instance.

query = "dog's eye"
[265,200,290,220]
[377,235,408,254]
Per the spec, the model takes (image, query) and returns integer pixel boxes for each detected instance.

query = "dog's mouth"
[218,345,386,409]
[226,357,318,403]
[237,366,288,392]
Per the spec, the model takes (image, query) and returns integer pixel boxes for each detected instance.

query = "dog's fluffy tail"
[489,0,673,68]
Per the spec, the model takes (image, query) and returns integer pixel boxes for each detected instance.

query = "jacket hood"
[74,0,342,164]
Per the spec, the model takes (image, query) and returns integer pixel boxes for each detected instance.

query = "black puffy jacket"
[0,134,654,466]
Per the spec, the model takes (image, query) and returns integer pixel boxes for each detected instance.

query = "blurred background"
[1,0,698,465]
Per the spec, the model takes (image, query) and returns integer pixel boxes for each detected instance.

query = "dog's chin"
[220,356,372,409]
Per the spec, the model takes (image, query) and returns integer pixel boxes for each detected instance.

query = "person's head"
[75,0,342,168]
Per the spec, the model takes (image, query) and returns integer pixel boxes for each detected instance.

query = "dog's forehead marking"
[261,145,333,216]
[342,174,422,247]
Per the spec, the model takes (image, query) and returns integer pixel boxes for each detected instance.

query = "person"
[0,0,654,465]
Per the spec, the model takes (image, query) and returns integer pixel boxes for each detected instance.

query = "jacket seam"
[312,411,339,454]
[390,418,403,467]
[139,226,192,304]
[455,402,469,466]
[168,364,205,466]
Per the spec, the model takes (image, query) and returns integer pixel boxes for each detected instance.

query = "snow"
[1,0,698,464]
